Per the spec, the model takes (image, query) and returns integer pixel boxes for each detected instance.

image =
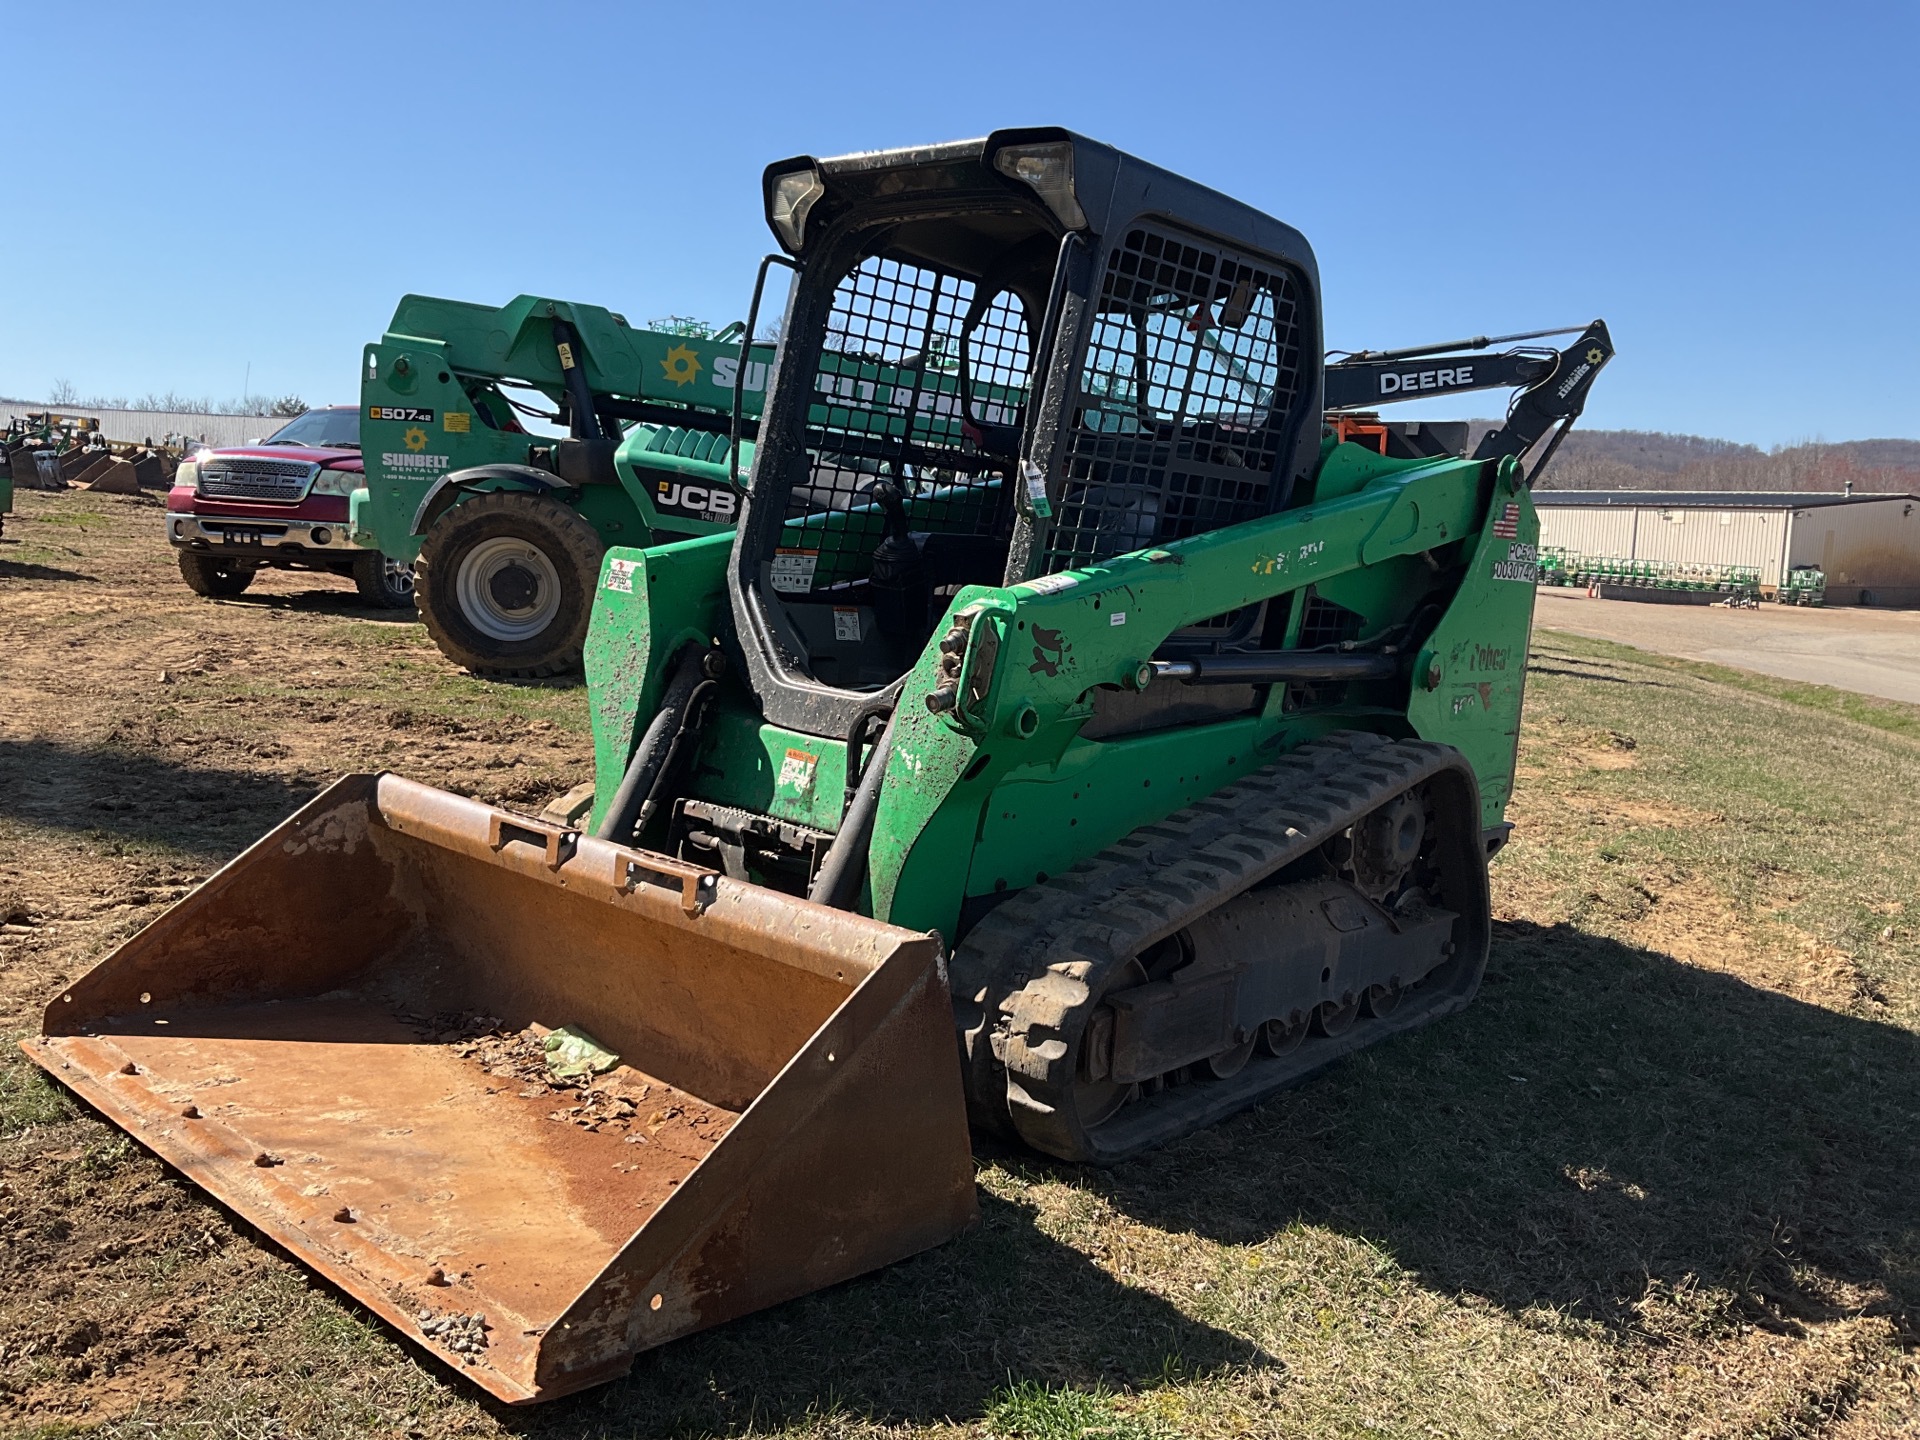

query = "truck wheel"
[352,551,416,609]
[414,492,605,678]
[178,551,256,598]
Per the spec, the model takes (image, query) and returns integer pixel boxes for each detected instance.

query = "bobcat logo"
[1028,625,1071,678]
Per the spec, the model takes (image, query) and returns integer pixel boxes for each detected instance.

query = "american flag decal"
[1491,503,1520,539]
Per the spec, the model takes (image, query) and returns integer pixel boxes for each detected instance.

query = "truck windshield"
[264,409,361,449]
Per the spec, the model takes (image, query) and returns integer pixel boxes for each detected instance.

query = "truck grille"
[197,457,318,503]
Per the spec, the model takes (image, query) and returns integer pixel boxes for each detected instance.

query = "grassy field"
[2,489,1918,1437]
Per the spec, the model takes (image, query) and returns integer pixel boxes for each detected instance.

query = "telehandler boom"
[28,128,1610,1402]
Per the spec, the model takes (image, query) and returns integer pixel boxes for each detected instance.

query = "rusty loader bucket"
[24,775,977,1403]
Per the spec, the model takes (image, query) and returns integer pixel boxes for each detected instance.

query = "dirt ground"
[1535,586,1920,704]
[5,488,1920,1438]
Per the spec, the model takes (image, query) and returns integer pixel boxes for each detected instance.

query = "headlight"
[768,167,826,252]
[176,461,199,490]
[992,142,1087,230]
[311,470,359,496]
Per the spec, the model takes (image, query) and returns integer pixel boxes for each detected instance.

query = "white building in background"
[0,403,289,449]
[1534,490,1920,607]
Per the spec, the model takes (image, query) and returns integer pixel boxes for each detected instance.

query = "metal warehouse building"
[1534,490,1920,606]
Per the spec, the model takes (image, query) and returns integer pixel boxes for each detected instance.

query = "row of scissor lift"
[1540,548,1825,606]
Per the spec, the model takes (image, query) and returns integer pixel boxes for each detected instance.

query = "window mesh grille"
[775,253,1029,589]
[1046,226,1303,572]
[1296,591,1362,650]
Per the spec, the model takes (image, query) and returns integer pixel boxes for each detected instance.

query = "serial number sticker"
[443,412,472,433]
[368,405,434,423]
[770,549,819,594]
[777,747,818,795]
[833,607,861,642]
[1110,611,1127,626]
[1017,573,1078,596]
[604,557,639,594]
[1492,540,1539,584]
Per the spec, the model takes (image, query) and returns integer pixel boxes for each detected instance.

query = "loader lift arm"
[1324,319,1614,480]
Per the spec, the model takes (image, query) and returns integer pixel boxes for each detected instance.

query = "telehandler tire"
[351,550,415,610]
[177,551,256,598]
[414,492,604,678]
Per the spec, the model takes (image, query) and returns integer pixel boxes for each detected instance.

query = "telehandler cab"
[29,128,1610,1402]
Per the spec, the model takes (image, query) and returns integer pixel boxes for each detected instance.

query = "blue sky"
[4,1,1914,447]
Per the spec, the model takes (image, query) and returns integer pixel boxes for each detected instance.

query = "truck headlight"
[312,470,360,496]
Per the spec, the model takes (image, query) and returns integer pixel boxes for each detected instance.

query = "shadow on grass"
[1525,664,1645,684]
[1098,920,1920,1336]
[496,1188,1267,1438]
[0,558,93,582]
[0,738,319,853]
[219,588,420,624]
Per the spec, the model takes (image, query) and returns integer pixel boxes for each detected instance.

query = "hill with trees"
[1525,429,1920,493]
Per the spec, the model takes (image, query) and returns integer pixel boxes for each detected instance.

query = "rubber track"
[951,731,1487,1163]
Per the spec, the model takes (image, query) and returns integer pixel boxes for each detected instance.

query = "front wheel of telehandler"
[414,492,605,678]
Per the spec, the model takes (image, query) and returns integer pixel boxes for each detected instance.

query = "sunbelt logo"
[661,344,702,387]
[711,355,770,393]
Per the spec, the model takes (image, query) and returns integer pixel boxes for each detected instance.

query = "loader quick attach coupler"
[952,733,1491,1164]
[26,774,976,1402]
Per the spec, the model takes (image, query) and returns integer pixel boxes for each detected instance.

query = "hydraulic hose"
[631,677,717,839]
[593,644,707,844]
[806,712,897,911]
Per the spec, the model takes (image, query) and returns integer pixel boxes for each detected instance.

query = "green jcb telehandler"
[27,129,1610,1403]
[353,296,775,676]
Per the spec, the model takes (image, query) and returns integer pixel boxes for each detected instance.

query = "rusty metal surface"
[27,774,978,1403]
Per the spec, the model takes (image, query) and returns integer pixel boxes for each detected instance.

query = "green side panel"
[1307,433,1432,503]
[1404,461,1539,827]
[584,530,733,833]
[962,716,1336,903]
[687,716,851,835]
[612,423,752,538]
[574,484,651,548]
[0,466,12,517]
[866,605,989,935]
[357,335,539,563]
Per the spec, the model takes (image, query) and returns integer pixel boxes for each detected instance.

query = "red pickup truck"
[165,405,412,606]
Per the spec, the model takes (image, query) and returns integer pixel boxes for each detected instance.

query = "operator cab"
[727,129,1324,738]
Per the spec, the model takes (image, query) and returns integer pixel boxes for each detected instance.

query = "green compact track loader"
[29,128,1610,1402]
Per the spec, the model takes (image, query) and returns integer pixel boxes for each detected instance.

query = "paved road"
[1533,588,1920,704]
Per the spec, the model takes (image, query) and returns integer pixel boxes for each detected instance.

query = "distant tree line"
[1484,425,1920,494]
[43,379,305,417]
